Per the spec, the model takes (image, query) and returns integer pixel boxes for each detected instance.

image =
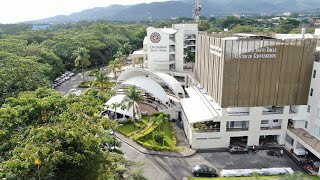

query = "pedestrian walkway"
[115,132,196,157]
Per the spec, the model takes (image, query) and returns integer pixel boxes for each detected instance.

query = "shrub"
[152,131,164,143]
[78,81,92,88]
[136,140,176,152]
[133,121,159,141]
[88,70,99,76]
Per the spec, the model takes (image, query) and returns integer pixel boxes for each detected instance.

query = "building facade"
[143,24,198,72]
[180,32,318,152]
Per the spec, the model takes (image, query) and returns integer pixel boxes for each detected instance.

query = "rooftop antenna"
[193,0,201,23]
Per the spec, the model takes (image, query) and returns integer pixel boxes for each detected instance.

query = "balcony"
[227,107,250,116]
[262,106,284,115]
[185,34,196,40]
[184,41,196,47]
[226,121,249,131]
[260,119,282,130]
[192,122,220,133]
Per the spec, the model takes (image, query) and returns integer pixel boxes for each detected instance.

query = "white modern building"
[108,25,320,175]
[143,23,197,72]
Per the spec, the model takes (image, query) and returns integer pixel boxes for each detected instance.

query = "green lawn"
[117,118,148,137]
[138,121,177,151]
[78,81,92,88]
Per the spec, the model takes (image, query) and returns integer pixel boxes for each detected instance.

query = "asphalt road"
[121,142,305,180]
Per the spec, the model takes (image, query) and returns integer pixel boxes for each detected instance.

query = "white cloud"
[0,0,169,24]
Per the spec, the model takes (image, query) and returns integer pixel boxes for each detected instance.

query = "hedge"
[132,121,159,141]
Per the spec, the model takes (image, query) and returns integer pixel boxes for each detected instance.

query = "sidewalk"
[115,132,196,157]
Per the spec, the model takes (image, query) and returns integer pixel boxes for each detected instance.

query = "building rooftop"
[180,85,222,124]
[132,50,144,55]
[159,28,177,35]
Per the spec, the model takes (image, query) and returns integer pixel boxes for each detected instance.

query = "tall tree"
[123,86,143,124]
[95,70,108,92]
[75,47,91,82]
[108,60,121,79]
[121,42,132,57]
[113,50,125,64]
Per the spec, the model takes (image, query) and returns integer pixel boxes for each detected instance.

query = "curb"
[116,133,197,158]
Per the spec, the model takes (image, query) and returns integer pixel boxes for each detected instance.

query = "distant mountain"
[26,0,320,24]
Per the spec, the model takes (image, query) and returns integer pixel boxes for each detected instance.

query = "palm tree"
[108,60,121,79]
[113,50,125,64]
[75,48,91,82]
[123,85,143,124]
[95,70,108,92]
[121,42,132,57]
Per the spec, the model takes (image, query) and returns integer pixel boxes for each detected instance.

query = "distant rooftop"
[202,32,315,40]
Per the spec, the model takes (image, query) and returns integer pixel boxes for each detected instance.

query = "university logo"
[150,32,161,43]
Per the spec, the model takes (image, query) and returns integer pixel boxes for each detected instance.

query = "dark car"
[229,146,249,154]
[192,164,218,177]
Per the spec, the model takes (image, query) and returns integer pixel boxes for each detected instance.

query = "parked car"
[102,143,122,154]
[229,146,249,154]
[229,144,245,149]
[192,164,218,177]
[266,150,280,157]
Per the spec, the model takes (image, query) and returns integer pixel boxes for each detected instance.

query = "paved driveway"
[199,150,303,172]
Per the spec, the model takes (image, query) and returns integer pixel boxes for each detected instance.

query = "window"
[273,119,279,123]
[310,88,313,96]
[305,121,308,129]
[261,120,269,124]
[313,70,317,78]
[307,105,311,113]
[314,125,320,138]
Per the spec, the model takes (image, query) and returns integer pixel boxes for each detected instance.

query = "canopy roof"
[180,86,222,124]
[104,94,139,118]
[121,76,170,108]
[117,68,185,98]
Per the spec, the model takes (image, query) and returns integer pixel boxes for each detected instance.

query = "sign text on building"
[235,47,277,59]
[150,45,168,52]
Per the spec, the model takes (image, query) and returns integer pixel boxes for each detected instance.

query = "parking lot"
[199,149,304,172]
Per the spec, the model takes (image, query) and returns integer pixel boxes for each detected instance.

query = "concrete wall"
[147,27,170,71]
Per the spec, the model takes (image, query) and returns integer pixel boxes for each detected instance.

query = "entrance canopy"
[121,76,171,108]
[117,68,185,98]
[104,94,139,119]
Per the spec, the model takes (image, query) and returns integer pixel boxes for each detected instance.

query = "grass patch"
[78,81,92,88]
[117,118,149,137]
[88,70,99,76]
[137,121,177,151]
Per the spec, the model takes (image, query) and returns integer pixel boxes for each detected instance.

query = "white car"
[69,89,81,96]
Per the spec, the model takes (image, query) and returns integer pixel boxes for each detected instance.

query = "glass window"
[310,88,313,96]
[314,125,320,138]
[261,120,269,124]
[305,121,308,129]
[313,70,317,78]
[307,105,311,113]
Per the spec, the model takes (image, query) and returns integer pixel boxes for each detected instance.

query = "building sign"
[150,32,161,43]
[235,47,277,59]
[150,45,167,52]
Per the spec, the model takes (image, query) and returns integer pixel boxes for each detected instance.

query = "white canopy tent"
[103,94,140,119]
[121,76,171,108]
[117,68,185,98]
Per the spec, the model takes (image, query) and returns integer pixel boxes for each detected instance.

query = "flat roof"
[180,85,222,124]
[159,28,177,34]
[132,50,144,55]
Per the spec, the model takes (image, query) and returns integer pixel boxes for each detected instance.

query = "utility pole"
[193,0,201,23]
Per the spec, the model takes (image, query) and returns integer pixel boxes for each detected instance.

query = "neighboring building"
[32,24,50,30]
[181,32,317,150]
[143,24,198,72]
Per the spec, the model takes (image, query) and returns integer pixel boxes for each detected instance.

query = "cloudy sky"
[0,0,169,24]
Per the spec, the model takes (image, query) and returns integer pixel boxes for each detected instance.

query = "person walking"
[280,149,284,157]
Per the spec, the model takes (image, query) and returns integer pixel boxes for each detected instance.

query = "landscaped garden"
[117,112,178,152]
[78,81,92,88]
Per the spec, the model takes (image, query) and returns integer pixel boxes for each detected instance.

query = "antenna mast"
[193,0,201,23]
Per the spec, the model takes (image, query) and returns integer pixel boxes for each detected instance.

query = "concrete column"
[248,107,262,146]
